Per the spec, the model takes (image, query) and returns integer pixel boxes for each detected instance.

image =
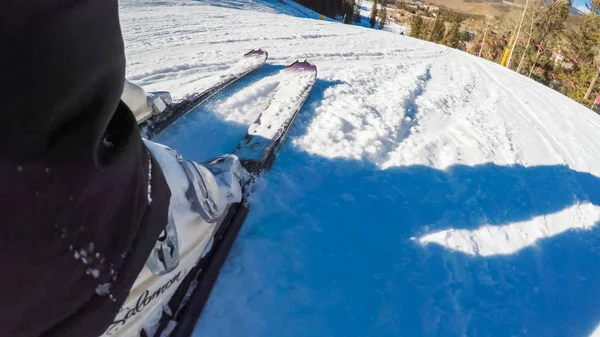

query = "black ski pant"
[0,1,170,336]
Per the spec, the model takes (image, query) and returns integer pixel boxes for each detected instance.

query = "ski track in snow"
[120,0,600,336]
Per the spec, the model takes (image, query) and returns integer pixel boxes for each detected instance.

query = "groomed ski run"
[120,0,600,336]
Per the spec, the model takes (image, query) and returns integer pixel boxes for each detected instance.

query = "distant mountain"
[570,5,586,15]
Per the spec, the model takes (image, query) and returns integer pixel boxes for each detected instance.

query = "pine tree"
[585,0,600,101]
[291,0,360,20]
[343,0,356,23]
[370,0,378,28]
[570,13,600,66]
[429,16,446,42]
[442,22,461,48]
[353,0,363,23]
[378,0,388,29]
[410,15,424,38]
[569,9,600,101]
[526,0,569,77]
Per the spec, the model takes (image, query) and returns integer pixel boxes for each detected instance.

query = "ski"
[153,60,318,337]
[139,49,268,139]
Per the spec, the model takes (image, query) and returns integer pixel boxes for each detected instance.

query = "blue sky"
[573,0,591,11]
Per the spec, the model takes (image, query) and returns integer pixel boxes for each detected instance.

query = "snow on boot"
[100,140,248,337]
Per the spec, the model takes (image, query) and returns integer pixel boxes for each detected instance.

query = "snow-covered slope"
[120,1,600,336]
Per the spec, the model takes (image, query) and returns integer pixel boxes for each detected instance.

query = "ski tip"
[244,48,268,58]
[288,60,317,74]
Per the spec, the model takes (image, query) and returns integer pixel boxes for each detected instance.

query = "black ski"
[152,60,318,337]
[140,49,268,139]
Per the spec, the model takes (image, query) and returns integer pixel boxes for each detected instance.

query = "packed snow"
[237,62,316,161]
[120,0,600,336]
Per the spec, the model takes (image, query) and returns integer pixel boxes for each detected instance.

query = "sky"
[573,0,591,12]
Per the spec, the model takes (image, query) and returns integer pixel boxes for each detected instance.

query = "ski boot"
[121,79,172,123]
[100,140,249,337]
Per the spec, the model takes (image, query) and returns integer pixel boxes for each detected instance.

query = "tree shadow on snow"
[196,0,283,13]
[195,0,320,20]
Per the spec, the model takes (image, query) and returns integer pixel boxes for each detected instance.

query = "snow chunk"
[86,268,101,279]
[95,283,112,296]
[147,156,153,204]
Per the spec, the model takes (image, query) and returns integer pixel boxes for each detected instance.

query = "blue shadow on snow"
[235,147,600,337]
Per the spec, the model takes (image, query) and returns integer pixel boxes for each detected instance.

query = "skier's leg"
[1,1,243,337]
[101,140,248,337]
[1,1,173,336]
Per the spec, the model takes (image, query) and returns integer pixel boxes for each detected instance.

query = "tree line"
[369,0,390,28]
[409,8,468,49]
[294,0,359,23]
[294,0,390,27]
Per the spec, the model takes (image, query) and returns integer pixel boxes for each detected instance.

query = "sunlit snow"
[419,202,600,256]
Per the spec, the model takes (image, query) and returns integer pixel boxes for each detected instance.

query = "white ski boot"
[100,140,249,337]
[121,79,172,123]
